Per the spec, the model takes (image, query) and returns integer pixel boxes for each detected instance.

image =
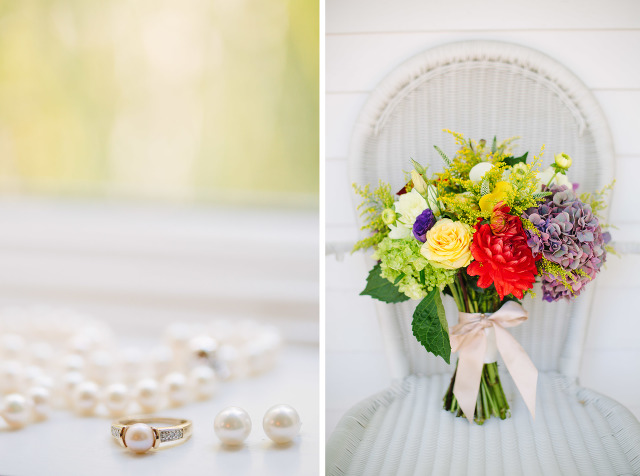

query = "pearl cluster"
[0,308,281,430]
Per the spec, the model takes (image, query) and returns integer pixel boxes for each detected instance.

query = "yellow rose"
[479,181,513,213]
[420,219,473,269]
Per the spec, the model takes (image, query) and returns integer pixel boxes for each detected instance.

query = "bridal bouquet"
[354,131,613,424]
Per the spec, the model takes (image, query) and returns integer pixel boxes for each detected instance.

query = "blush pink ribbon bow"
[449,301,538,422]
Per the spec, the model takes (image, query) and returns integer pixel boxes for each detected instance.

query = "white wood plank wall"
[325,0,640,437]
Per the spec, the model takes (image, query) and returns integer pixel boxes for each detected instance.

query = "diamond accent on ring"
[159,429,183,442]
[111,426,121,438]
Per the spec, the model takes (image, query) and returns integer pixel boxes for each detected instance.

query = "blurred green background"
[0,0,318,206]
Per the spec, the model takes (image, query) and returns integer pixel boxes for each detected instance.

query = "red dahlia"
[490,202,521,237]
[467,214,539,300]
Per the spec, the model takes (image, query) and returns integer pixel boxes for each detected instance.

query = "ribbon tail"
[494,325,538,420]
[453,333,486,423]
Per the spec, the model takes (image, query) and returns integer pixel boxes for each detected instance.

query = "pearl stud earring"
[214,406,252,445]
[262,404,301,444]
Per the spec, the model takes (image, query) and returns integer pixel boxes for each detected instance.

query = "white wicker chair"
[326,40,640,476]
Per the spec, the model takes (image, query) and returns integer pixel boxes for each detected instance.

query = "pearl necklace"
[0,308,281,429]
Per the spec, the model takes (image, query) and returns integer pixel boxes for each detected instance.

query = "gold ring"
[110,416,193,454]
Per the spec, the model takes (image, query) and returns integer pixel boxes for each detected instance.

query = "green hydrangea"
[373,237,457,300]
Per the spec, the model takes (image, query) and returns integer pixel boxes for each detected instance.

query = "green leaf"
[491,136,497,153]
[409,158,426,175]
[503,152,528,167]
[411,289,451,364]
[433,145,452,167]
[393,272,406,285]
[532,191,552,200]
[419,269,426,286]
[360,263,410,303]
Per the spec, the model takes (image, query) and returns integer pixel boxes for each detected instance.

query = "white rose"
[469,162,494,183]
[538,166,572,190]
[394,189,428,227]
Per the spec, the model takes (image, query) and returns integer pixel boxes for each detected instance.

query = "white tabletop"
[0,344,319,476]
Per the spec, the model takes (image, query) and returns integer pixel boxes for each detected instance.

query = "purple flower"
[413,209,436,242]
[522,185,608,302]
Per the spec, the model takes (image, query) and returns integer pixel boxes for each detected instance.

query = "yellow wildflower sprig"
[538,258,592,296]
[508,146,546,215]
[580,179,616,219]
[352,181,395,252]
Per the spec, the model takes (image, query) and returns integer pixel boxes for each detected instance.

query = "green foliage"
[502,152,528,167]
[532,191,552,200]
[410,158,427,175]
[412,289,450,364]
[360,263,410,303]
[352,181,395,252]
[374,237,457,300]
[580,180,616,219]
[433,145,452,168]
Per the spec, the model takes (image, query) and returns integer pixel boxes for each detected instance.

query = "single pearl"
[135,379,160,413]
[163,372,188,407]
[28,386,51,420]
[123,423,155,453]
[73,381,100,416]
[104,383,130,417]
[2,393,29,429]
[262,404,301,444]
[189,365,217,400]
[214,406,252,445]
[0,360,24,393]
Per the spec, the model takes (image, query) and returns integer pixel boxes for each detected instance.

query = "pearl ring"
[111,417,192,454]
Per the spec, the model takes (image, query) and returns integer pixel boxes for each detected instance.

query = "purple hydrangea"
[413,208,436,242]
[523,185,608,302]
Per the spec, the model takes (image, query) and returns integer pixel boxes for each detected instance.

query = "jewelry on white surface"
[214,406,252,445]
[263,404,301,444]
[111,417,192,454]
[0,307,282,430]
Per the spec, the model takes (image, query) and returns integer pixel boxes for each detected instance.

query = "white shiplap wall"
[325,0,640,437]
